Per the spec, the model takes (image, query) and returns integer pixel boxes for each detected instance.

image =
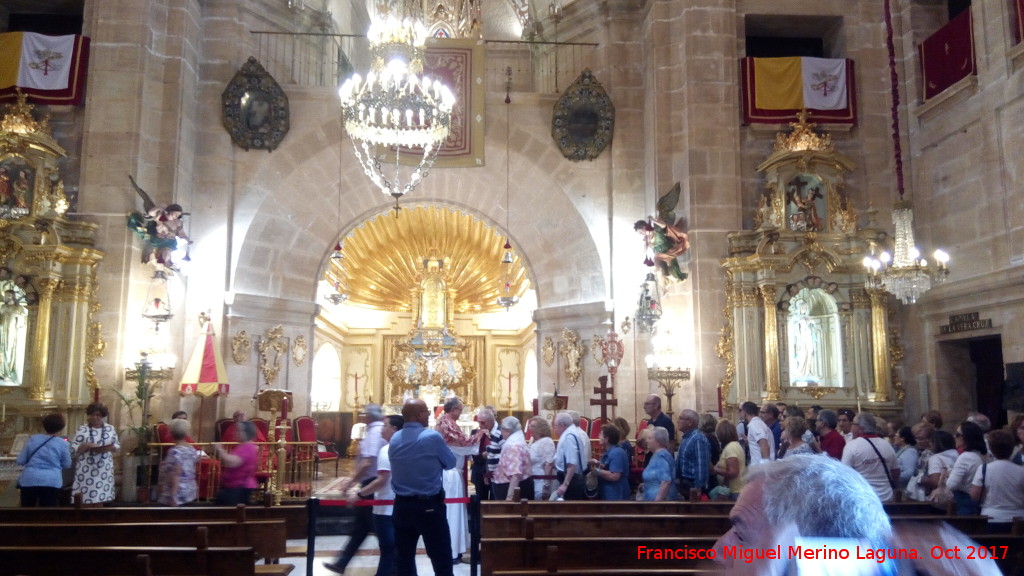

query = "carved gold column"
[759,284,780,401]
[868,289,891,402]
[28,278,60,400]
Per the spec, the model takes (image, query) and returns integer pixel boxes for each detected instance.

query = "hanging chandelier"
[863,0,951,305]
[635,272,662,335]
[863,202,949,304]
[338,17,455,210]
[496,67,519,311]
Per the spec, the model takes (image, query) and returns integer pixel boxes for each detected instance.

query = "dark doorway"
[969,336,1005,429]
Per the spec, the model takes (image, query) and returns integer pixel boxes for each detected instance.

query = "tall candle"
[2,403,5,422]
[281,396,289,419]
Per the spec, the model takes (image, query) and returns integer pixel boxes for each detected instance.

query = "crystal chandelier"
[863,0,951,305]
[863,202,949,304]
[496,67,519,311]
[338,17,455,211]
[635,272,662,334]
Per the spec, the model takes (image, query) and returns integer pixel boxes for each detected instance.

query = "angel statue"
[126,175,191,271]
[634,182,689,282]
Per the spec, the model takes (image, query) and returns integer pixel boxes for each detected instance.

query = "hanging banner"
[0,32,90,105]
[741,57,856,125]
[919,10,976,101]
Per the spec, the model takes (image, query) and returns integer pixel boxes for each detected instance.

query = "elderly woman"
[947,421,986,515]
[589,424,630,500]
[971,429,1024,533]
[893,426,919,491]
[71,403,120,506]
[639,426,677,501]
[16,413,71,507]
[215,421,259,505]
[157,418,199,506]
[712,419,745,500]
[698,413,721,483]
[780,416,814,457]
[527,417,555,500]
[493,416,533,501]
[921,429,958,496]
[613,416,633,455]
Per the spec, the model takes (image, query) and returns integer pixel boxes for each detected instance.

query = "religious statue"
[0,268,29,385]
[635,182,689,282]
[788,298,824,386]
[126,175,192,272]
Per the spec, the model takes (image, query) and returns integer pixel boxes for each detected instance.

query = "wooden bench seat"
[0,545,256,576]
[0,520,288,562]
[481,513,988,540]
[481,499,946,517]
[0,503,309,539]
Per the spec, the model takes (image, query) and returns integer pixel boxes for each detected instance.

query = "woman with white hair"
[639,426,677,501]
[493,416,533,501]
[157,418,198,506]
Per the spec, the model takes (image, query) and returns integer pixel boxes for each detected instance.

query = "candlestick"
[2,403,5,422]
[281,396,289,419]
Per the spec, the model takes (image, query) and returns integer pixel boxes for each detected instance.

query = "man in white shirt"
[553,412,589,500]
[842,412,899,502]
[740,401,774,466]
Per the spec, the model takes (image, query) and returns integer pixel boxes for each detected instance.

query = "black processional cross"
[589,374,618,423]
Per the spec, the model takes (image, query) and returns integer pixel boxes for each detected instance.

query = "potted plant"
[112,353,159,502]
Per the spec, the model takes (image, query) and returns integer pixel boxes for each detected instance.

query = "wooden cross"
[589,375,618,422]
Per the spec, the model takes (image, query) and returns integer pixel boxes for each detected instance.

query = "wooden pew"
[481,513,989,540]
[482,536,721,574]
[0,503,309,539]
[0,545,256,576]
[481,499,946,517]
[0,519,288,562]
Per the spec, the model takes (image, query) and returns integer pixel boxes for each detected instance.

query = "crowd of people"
[13,398,1024,575]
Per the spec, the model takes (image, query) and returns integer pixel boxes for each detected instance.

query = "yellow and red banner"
[180,322,229,397]
[0,32,89,105]
[919,10,976,101]
[741,57,856,125]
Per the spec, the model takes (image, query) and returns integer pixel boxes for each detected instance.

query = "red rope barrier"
[318,497,472,507]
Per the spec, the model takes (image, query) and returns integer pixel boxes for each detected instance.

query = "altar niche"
[718,114,903,411]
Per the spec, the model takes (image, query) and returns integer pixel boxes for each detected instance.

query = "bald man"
[388,399,457,576]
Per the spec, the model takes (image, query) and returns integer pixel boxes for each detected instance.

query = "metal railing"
[250,31,598,94]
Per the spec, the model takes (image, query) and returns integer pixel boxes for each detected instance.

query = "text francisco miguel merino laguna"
[637,544,922,563]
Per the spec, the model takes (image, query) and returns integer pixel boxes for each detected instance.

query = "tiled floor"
[288,466,475,576]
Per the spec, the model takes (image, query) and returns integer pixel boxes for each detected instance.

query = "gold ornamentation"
[292,335,308,366]
[715,280,736,404]
[232,330,251,364]
[559,328,583,388]
[258,325,288,386]
[85,320,106,393]
[759,284,781,401]
[828,188,856,233]
[773,110,834,154]
[542,337,555,367]
[888,307,906,401]
[590,334,603,365]
[799,386,839,400]
[0,89,52,136]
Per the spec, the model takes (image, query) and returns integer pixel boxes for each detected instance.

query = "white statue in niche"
[787,288,843,388]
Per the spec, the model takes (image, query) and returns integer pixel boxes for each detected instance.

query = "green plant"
[111,361,156,457]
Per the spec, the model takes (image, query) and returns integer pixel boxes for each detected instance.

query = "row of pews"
[0,499,310,576]
[480,499,1024,576]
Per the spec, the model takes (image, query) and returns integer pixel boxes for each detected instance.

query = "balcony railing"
[250,31,598,94]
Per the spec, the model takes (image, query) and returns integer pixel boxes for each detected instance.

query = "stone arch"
[229,114,608,309]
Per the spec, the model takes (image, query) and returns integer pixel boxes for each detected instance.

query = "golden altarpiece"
[0,92,104,442]
[718,115,903,416]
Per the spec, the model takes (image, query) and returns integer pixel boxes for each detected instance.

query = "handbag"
[928,465,953,505]
[905,472,926,501]
[584,467,599,498]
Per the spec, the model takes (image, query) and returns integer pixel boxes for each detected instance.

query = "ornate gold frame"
[551,69,614,162]
[719,116,902,412]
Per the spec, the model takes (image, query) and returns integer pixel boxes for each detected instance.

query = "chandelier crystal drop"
[339,17,455,207]
[863,202,950,304]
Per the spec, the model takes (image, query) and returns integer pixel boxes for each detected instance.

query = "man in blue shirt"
[644,394,675,443]
[389,399,456,576]
[675,409,710,500]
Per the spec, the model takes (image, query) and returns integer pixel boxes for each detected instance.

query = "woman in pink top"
[215,421,259,505]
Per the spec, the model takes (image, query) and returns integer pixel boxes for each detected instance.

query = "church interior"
[1,0,1023,501]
